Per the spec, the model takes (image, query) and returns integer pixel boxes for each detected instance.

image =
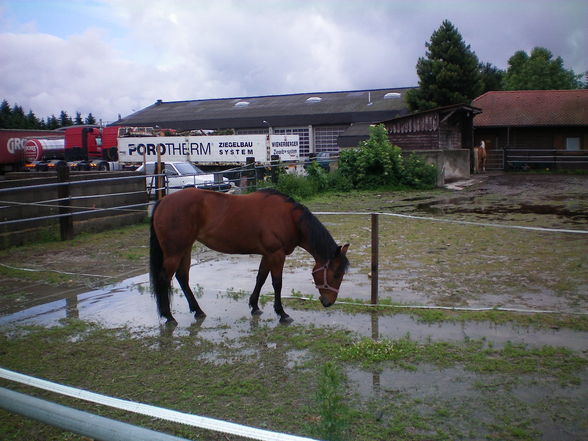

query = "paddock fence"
[0,156,335,249]
[0,168,148,248]
[504,149,588,170]
[0,367,320,441]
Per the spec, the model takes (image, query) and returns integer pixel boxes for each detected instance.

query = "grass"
[1,318,587,440]
[337,336,587,384]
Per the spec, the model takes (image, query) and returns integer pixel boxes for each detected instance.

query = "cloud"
[0,0,586,124]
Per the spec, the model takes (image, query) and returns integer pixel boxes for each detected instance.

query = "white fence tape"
[313,211,588,234]
[0,368,319,441]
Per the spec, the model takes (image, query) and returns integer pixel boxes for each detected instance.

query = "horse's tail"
[150,201,171,319]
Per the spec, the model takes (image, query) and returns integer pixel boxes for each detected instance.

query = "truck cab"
[63,126,120,170]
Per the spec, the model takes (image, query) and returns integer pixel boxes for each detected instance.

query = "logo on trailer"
[24,140,40,162]
[7,138,25,155]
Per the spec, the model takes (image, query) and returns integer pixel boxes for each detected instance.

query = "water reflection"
[1,270,587,353]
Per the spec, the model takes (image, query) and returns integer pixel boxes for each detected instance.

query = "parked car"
[136,161,234,196]
[304,152,331,172]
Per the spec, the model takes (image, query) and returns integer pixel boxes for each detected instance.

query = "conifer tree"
[85,112,97,125]
[407,20,482,112]
[59,110,73,127]
[75,112,84,125]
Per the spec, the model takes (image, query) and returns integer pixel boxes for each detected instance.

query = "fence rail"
[505,149,588,170]
[0,169,147,248]
[0,367,320,441]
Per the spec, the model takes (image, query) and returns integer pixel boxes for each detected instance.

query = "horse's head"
[312,244,350,307]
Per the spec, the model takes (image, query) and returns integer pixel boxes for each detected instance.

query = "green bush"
[269,124,436,200]
[339,124,437,190]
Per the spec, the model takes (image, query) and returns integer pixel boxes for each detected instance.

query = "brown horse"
[474,141,487,173]
[150,188,350,323]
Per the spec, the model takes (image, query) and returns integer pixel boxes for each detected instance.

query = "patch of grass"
[306,362,353,441]
[338,336,587,384]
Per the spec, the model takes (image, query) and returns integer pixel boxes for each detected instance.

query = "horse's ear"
[339,243,350,256]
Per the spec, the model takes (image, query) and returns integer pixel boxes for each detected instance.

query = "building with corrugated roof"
[112,88,412,157]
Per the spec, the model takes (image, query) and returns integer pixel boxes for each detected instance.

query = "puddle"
[1,260,587,352]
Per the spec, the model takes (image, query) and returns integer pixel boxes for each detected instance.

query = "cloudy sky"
[1,0,586,123]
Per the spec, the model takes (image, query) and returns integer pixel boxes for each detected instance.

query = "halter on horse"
[150,188,350,323]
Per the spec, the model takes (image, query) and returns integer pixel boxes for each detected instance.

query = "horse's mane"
[258,189,349,271]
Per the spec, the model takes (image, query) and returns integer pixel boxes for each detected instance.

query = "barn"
[473,90,588,170]
[113,88,412,158]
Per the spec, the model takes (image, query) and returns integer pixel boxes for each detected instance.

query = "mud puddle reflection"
[1,257,587,352]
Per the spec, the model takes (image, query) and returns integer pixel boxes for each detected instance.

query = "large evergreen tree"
[503,47,583,90]
[407,20,482,112]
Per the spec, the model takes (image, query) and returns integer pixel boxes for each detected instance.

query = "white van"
[136,161,234,196]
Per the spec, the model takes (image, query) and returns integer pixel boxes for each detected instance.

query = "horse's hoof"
[165,318,178,326]
[279,315,293,324]
[251,309,263,316]
[194,312,206,320]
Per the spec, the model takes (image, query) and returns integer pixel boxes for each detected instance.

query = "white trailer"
[117,134,299,165]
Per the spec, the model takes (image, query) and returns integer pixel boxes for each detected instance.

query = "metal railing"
[505,149,588,170]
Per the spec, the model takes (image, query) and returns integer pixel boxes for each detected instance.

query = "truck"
[23,126,135,172]
[0,129,64,174]
[2,126,300,173]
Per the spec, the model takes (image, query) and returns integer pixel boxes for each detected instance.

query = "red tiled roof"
[473,90,588,127]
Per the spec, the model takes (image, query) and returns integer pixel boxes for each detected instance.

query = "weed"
[307,362,353,441]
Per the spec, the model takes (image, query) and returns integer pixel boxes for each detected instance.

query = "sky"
[0,0,586,124]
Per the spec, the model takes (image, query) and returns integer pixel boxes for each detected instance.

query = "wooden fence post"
[371,213,379,305]
[57,166,74,241]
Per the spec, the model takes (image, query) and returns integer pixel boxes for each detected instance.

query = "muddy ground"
[1,172,587,441]
[1,172,586,315]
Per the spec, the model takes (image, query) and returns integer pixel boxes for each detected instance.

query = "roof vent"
[305,96,322,103]
[384,92,401,99]
[234,101,250,107]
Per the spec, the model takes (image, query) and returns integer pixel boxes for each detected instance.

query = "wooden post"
[246,156,255,189]
[155,144,165,200]
[371,213,379,305]
[57,166,74,241]
[270,154,280,183]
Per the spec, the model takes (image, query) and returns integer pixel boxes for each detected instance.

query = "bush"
[269,124,436,200]
[339,124,437,190]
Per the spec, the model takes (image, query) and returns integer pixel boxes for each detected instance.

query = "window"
[566,137,580,151]
[315,126,347,154]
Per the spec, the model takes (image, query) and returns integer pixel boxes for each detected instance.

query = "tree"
[0,100,11,128]
[47,115,60,130]
[85,112,97,125]
[479,62,505,94]
[503,47,583,90]
[407,20,482,112]
[74,112,84,125]
[59,110,73,127]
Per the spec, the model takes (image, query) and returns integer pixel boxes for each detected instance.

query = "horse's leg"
[159,255,181,324]
[249,256,270,315]
[175,248,206,319]
[268,252,292,323]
